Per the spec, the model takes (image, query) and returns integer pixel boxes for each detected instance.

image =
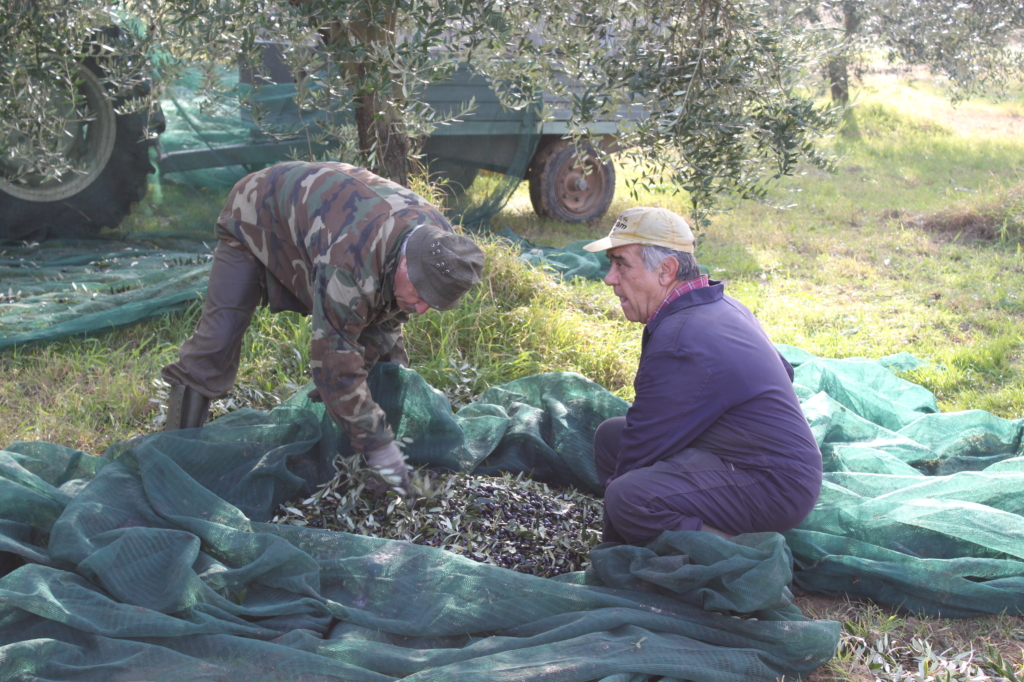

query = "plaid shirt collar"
[647,275,709,325]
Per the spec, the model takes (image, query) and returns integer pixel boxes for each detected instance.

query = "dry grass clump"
[799,594,1024,682]
[895,185,1024,243]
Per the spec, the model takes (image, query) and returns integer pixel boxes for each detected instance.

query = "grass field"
[2,65,1024,680]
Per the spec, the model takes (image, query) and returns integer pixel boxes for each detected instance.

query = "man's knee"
[603,473,667,543]
[604,474,644,519]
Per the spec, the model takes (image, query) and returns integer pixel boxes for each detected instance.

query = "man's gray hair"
[399,225,422,259]
[640,245,702,281]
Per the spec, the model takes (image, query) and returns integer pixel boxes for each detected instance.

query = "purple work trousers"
[594,416,808,544]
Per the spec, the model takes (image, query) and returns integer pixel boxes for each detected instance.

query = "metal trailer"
[0,46,633,242]
[156,47,629,224]
[419,67,620,224]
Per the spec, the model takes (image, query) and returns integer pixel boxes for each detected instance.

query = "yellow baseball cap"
[583,207,695,253]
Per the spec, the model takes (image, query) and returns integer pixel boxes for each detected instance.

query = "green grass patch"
[406,239,637,405]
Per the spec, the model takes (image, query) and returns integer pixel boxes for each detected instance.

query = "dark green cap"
[406,226,485,310]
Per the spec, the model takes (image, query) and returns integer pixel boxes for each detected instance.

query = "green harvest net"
[4,347,1024,679]
[0,234,213,350]
[499,228,613,281]
[780,347,1024,618]
[500,230,710,283]
[0,366,839,682]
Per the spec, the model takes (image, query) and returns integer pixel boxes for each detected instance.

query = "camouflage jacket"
[215,161,454,454]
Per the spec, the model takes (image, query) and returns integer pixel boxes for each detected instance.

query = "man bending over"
[161,161,485,496]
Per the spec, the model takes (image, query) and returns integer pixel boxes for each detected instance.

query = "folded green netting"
[0,367,840,681]
[499,228,613,281]
[4,347,1024,679]
[776,346,1024,617]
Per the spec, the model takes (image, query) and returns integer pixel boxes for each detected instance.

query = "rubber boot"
[164,385,212,431]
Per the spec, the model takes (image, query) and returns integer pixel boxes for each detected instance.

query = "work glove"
[364,442,411,497]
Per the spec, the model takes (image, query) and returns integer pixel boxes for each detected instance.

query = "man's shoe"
[164,385,211,431]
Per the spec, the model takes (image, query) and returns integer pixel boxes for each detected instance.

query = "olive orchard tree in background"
[2,0,848,228]
[3,0,1022,229]
[786,0,1024,104]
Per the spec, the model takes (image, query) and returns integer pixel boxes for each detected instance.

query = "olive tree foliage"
[1,0,842,223]
[476,0,841,223]
[0,1,158,185]
[788,0,1024,103]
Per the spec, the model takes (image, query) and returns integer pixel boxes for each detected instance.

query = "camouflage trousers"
[162,240,409,399]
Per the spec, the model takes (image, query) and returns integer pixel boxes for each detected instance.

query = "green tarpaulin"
[0,366,838,681]
[2,349,1024,679]
[0,234,212,350]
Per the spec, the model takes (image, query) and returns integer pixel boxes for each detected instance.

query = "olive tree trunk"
[296,0,411,186]
[354,82,410,187]
[827,1,861,104]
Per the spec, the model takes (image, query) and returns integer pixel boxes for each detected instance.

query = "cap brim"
[583,236,642,253]
[583,237,616,252]
[583,236,695,254]
[429,295,460,312]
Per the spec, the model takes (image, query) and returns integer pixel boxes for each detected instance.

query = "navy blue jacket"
[618,282,822,502]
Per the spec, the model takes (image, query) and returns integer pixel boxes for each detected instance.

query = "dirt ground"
[794,591,1024,682]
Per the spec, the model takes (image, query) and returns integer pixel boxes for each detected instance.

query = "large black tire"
[0,64,155,243]
[528,139,615,223]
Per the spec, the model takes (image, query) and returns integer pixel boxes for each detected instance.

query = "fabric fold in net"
[0,367,838,682]
[2,347,1024,679]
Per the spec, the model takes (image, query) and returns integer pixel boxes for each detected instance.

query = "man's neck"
[646,275,710,325]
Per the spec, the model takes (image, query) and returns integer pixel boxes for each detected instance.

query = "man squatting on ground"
[161,161,486,495]
[583,207,822,543]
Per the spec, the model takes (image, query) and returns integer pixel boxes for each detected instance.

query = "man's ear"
[659,256,679,285]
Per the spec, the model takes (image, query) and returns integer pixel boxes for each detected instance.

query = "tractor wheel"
[528,139,614,223]
[0,63,155,242]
